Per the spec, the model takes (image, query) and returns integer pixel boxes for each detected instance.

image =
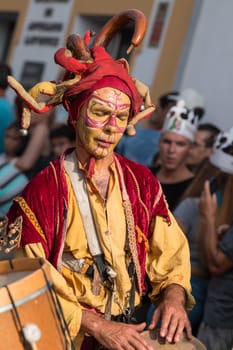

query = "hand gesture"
[81,311,153,350]
[199,180,217,220]
[148,284,192,343]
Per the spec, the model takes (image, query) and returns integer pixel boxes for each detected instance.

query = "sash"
[63,151,116,319]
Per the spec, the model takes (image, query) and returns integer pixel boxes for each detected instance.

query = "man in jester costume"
[7,9,194,350]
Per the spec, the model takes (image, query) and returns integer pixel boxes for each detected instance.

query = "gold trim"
[153,182,163,208]
[123,199,142,294]
[114,158,142,294]
[14,197,47,243]
[50,161,60,237]
[135,225,149,252]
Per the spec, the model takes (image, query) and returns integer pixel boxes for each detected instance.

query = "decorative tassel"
[135,225,149,252]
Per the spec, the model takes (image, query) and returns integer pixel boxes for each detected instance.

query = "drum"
[141,329,207,350]
[0,257,73,349]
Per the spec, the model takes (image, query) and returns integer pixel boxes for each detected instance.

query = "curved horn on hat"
[93,9,147,54]
[66,31,93,61]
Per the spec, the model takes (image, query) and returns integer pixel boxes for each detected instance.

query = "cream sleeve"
[146,211,195,310]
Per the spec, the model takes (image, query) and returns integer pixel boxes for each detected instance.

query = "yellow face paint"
[75,87,131,159]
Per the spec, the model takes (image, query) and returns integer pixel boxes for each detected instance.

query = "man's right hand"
[81,310,153,350]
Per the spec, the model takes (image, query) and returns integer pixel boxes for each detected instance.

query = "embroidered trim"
[125,165,150,224]
[153,182,163,209]
[114,157,142,294]
[50,161,60,237]
[14,196,47,243]
[122,199,142,294]
[50,160,58,188]
[153,183,171,225]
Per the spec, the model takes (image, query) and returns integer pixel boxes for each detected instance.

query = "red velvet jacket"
[7,151,170,292]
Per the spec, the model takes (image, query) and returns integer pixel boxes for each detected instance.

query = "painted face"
[75,87,131,158]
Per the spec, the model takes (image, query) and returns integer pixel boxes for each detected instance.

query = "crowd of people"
[1,8,233,350]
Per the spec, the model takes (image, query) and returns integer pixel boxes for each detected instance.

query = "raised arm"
[199,180,233,275]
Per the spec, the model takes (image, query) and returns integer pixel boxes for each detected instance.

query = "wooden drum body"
[0,258,72,350]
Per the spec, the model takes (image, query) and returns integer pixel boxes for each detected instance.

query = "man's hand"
[148,284,192,343]
[81,310,153,350]
[94,320,154,350]
[199,180,217,221]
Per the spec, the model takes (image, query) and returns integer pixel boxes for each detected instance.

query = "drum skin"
[141,329,207,350]
[0,258,71,349]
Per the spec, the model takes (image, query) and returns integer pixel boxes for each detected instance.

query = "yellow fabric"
[63,161,194,315]
[63,162,138,316]
[21,161,194,348]
[29,81,56,98]
[146,214,194,309]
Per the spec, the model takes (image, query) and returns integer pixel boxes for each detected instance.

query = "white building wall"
[132,0,174,87]
[8,0,74,102]
[179,0,233,130]
[7,0,233,132]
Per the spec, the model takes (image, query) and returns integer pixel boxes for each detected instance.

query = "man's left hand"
[148,284,192,343]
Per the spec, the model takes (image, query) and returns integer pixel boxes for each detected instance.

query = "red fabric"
[62,46,143,127]
[7,150,170,292]
[115,154,170,291]
[54,48,89,74]
[7,158,68,264]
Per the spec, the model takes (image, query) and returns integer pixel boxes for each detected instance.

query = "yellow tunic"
[20,161,194,347]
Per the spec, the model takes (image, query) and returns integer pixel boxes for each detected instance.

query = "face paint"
[75,87,130,159]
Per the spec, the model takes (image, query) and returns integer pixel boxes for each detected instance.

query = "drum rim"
[141,329,207,350]
[0,257,53,307]
[0,282,52,314]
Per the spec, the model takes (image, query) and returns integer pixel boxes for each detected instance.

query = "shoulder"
[23,158,63,194]
[115,153,161,194]
[116,153,156,177]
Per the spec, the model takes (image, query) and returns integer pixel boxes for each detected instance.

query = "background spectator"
[50,124,76,158]
[174,127,233,337]
[116,91,179,166]
[150,100,199,211]
[197,143,233,350]
[0,63,15,153]
[187,123,221,173]
[13,94,54,179]
[0,121,29,214]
